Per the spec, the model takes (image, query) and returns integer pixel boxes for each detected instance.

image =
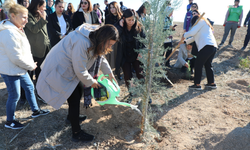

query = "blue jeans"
[1,73,39,121]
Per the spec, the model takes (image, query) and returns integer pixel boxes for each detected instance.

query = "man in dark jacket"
[104,0,109,17]
[240,10,250,50]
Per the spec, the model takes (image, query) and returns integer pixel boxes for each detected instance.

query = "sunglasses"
[81,1,88,5]
[192,6,197,8]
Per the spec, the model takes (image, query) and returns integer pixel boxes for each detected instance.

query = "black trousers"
[194,45,216,84]
[67,83,84,133]
[122,60,144,88]
[164,42,173,66]
[243,25,250,47]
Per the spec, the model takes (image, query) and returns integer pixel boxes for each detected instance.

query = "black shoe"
[31,109,50,118]
[240,46,246,51]
[189,84,202,90]
[5,120,24,129]
[66,115,87,124]
[205,83,217,89]
[72,130,95,142]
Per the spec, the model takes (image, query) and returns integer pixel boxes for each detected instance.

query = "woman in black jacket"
[105,1,123,79]
[72,0,99,29]
[48,0,72,47]
[115,9,145,101]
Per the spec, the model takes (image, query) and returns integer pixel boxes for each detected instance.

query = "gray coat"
[174,44,191,68]
[36,24,112,109]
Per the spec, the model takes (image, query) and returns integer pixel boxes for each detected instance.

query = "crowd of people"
[0,0,249,143]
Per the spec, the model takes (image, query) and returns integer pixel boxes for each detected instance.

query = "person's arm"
[65,15,73,35]
[223,10,229,25]
[25,15,48,34]
[3,30,36,71]
[178,45,188,66]
[71,40,96,87]
[238,10,243,27]
[183,20,203,38]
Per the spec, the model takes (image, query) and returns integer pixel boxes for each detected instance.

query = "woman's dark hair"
[66,2,75,13]
[108,1,122,20]
[191,15,214,31]
[123,9,142,33]
[192,9,200,15]
[77,0,92,12]
[191,3,198,10]
[137,1,149,15]
[28,0,45,18]
[55,0,64,6]
[88,25,119,57]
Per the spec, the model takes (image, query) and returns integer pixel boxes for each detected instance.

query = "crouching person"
[36,24,119,142]
[174,37,196,74]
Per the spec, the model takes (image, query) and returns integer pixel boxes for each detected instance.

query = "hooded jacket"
[0,20,36,75]
[36,24,112,109]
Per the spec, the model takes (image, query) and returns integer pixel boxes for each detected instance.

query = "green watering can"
[91,74,131,107]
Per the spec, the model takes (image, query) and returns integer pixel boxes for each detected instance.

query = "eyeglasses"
[191,5,197,8]
[81,1,88,5]
[192,13,197,15]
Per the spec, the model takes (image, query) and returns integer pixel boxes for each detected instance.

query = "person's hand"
[184,63,189,68]
[179,36,185,44]
[244,25,246,27]
[32,62,37,71]
[62,35,66,39]
[108,73,118,85]
[37,10,46,20]
[119,19,124,27]
[91,81,101,89]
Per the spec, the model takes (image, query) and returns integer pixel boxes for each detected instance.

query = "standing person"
[183,3,198,32]
[104,0,109,17]
[136,1,149,22]
[187,0,193,12]
[25,0,51,83]
[182,15,217,90]
[64,3,76,23]
[93,4,102,24]
[105,1,123,79]
[163,6,175,67]
[0,0,50,129]
[119,1,127,13]
[218,0,243,49]
[96,3,103,22]
[17,0,29,8]
[48,0,72,47]
[240,10,250,50]
[36,24,119,142]
[46,0,55,16]
[72,0,99,30]
[115,9,145,101]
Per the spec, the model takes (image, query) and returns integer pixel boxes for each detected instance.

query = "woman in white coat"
[182,15,217,90]
[0,0,50,130]
[36,24,119,142]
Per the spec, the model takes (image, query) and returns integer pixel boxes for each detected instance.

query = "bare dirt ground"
[0,22,250,150]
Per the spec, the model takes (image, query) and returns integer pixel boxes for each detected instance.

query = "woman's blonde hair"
[3,0,28,18]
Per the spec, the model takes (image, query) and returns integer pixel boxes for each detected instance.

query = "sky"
[65,0,250,25]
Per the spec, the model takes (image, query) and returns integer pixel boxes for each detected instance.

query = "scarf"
[83,56,102,108]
